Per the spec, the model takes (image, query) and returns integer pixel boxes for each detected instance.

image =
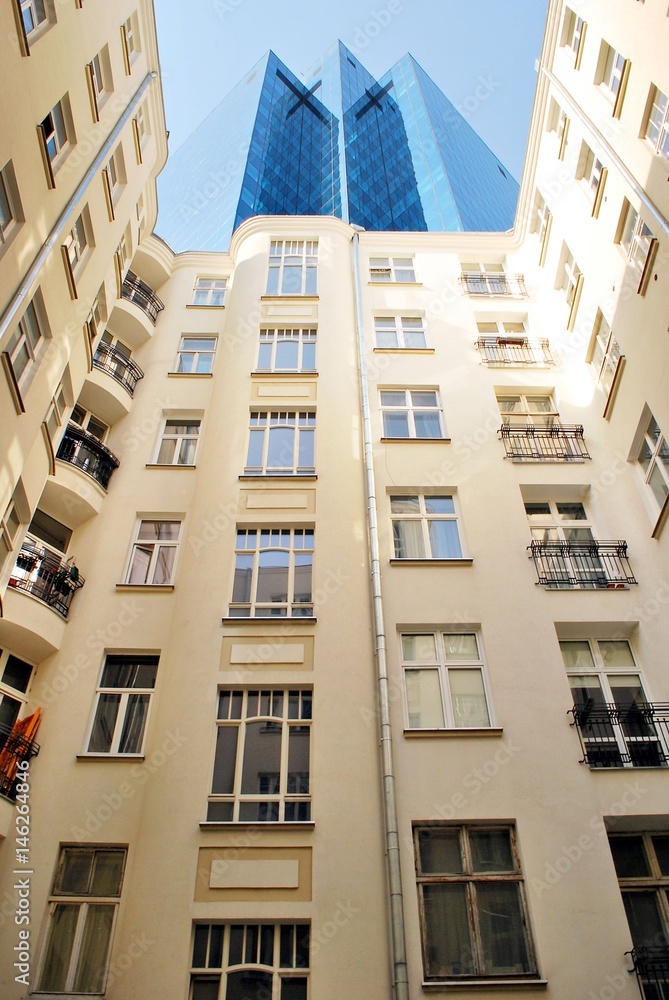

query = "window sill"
[115,584,175,592]
[76,753,145,761]
[239,474,318,481]
[252,371,318,378]
[381,437,451,444]
[260,295,319,302]
[167,372,213,378]
[145,464,197,470]
[390,558,472,567]
[368,281,422,287]
[186,303,225,309]
[404,728,503,738]
[374,348,435,355]
[421,979,547,992]
[221,616,317,624]
[200,821,315,830]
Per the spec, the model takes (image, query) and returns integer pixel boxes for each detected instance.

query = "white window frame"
[206,689,312,822]
[266,240,318,296]
[577,141,605,202]
[497,391,559,427]
[561,7,585,62]
[369,256,416,282]
[531,189,552,265]
[191,277,227,306]
[635,412,669,516]
[401,631,493,730]
[121,11,140,72]
[4,293,47,388]
[39,97,71,169]
[19,0,53,39]
[0,499,22,571]
[36,846,126,995]
[601,43,626,98]
[154,418,201,466]
[525,499,594,544]
[85,654,158,755]
[559,245,582,305]
[229,528,314,618]
[70,404,108,443]
[124,519,181,586]
[45,380,69,444]
[190,923,310,998]
[374,316,427,349]
[106,144,126,202]
[390,494,464,560]
[0,160,22,247]
[173,335,217,375]
[589,310,622,399]
[63,208,92,275]
[644,85,669,159]
[618,200,654,272]
[245,410,316,476]
[256,328,317,372]
[380,388,445,439]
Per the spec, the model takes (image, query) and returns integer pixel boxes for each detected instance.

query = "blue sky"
[153,0,548,181]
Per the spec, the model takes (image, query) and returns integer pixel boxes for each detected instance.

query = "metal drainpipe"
[0,72,157,343]
[351,228,410,1000]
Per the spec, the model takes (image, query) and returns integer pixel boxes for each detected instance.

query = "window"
[644,85,669,158]
[608,833,669,964]
[191,277,227,306]
[577,142,607,216]
[0,160,22,247]
[71,404,108,442]
[36,846,126,994]
[546,98,569,158]
[636,413,669,513]
[557,242,583,327]
[401,632,491,729]
[590,310,622,399]
[618,201,657,290]
[19,0,50,35]
[62,208,92,278]
[86,654,158,755]
[173,335,217,374]
[245,411,315,476]
[103,144,126,215]
[477,322,551,366]
[230,528,313,618]
[380,389,444,439]
[4,294,46,387]
[374,316,427,349]
[125,519,181,586]
[45,380,69,443]
[155,419,201,466]
[561,639,666,768]
[206,689,312,822]
[526,500,594,544]
[561,7,586,64]
[257,328,316,372]
[530,190,552,265]
[390,495,463,560]
[190,923,309,999]
[0,499,22,570]
[497,392,558,428]
[414,824,537,981]
[86,287,107,343]
[461,263,524,297]
[266,241,318,295]
[0,650,33,748]
[596,41,630,116]
[133,103,149,162]
[86,45,113,120]
[38,96,73,183]
[369,256,416,282]
[121,11,140,72]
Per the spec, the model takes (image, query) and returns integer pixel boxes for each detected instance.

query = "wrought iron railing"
[93,342,144,396]
[570,703,669,768]
[9,540,84,618]
[528,540,637,589]
[477,337,553,365]
[56,424,120,490]
[461,272,527,296]
[121,269,164,325]
[628,947,669,998]
[500,423,590,461]
[0,721,40,799]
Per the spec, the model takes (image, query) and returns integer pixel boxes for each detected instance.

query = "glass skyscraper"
[156,41,519,252]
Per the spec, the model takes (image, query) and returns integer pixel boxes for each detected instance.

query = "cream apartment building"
[0,1,668,999]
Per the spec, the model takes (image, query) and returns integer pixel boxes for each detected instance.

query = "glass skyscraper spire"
[156,41,519,252]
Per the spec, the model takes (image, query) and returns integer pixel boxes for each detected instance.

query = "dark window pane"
[418,829,462,874]
[192,977,221,1000]
[623,891,668,949]
[226,970,272,1000]
[228,926,244,967]
[280,925,294,968]
[610,837,651,878]
[652,836,669,876]
[209,926,224,968]
[206,801,234,822]
[211,727,239,795]
[2,655,32,693]
[193,926,210,968]
[241,721,281,794]
[57,849,93,894]
[281,978,308,1000]
[423,883,474,976]
[90,850,124,895]
[477,883,532,974]
[470,830,515,873]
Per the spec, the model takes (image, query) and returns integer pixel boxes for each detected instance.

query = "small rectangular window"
[173,336,217,374]
[374,316,427,349]
[86,654,159,754]
[121,11,140,73]
[37,95,74,185]
[369,256,416,282]
[155,419,200,465]
[402,632,491,729]
[0,160,23,248]
[390,495,463,560]
[380,389,444,439]
[125,519,181,586]
[595,41,630,116]
[191,277,227,306]
[635,411,669,517]
[644,84,669,159]
[3,291,48,389]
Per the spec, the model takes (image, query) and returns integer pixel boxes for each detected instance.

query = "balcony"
[500,423,590,461]
[122,270,164,325]
[56,424,120,491]
[629,947,669,998]
[461,272,527,296]
[8,540,84,619]
[93,342,144,397]
[477,337,553,366]
[528,540,637,589]
[570,703,669,768]
[0,721,40,800]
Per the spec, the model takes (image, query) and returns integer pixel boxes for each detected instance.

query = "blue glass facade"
[156,43,519,252]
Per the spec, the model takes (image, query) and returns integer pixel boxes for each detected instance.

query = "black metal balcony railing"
[93,342,144,396]
[0,721,40,799]
[629,947,669,999]
[477,336,553,366]
[500,423,590,461]
[528,540,638,589]
[9,541,84,618]
[570,703,669,768]
[56,423,120,490]
[461,272,527,296]
[121,269,164,325]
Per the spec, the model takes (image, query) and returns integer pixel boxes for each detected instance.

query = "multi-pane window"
[190,923,310,999]
[207,689,312,822]
[71,403,108,442]
[121,11,140,71]
[497,392,558,428]
[230,528,313,618]
[267,241,318,295]
[579,142,604,197]
[88,46,112,117]
[134,103,149,144]
[63,210,91,273]
[36,846,126,994]
[380,389,444,439]
[0,161,21,245]
[257,329,316,372]
[6,295,45,385]
[401,632,491,729]
[245,411,315,475]
[590,311,622,397]
[637,413,669,512]
[174,335,217,374]
[619,201,654,272]
[125,520,181,585]
[608,833,669,963]
[0,500,22,571]
[547,98,570,158]
[45,380,68,443]
[20,0,49,35]
[369,256,416,282]
[374,316,427,349]
[477,321,551,366]
[0,649,33,744]
[526,500,594,544]
[155,419,200,465]
[105,144,126,203]
[414,825,537,981]
[390,495,463,559]
[561,639,666,768]
[86,655,158,755]
[558,244,582,306]
[531,190,552,264]
[645,85,669,159]
[599,42,626,99]
[39,98,69,165]
[192,277,227,306]
[561,7,585,61]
